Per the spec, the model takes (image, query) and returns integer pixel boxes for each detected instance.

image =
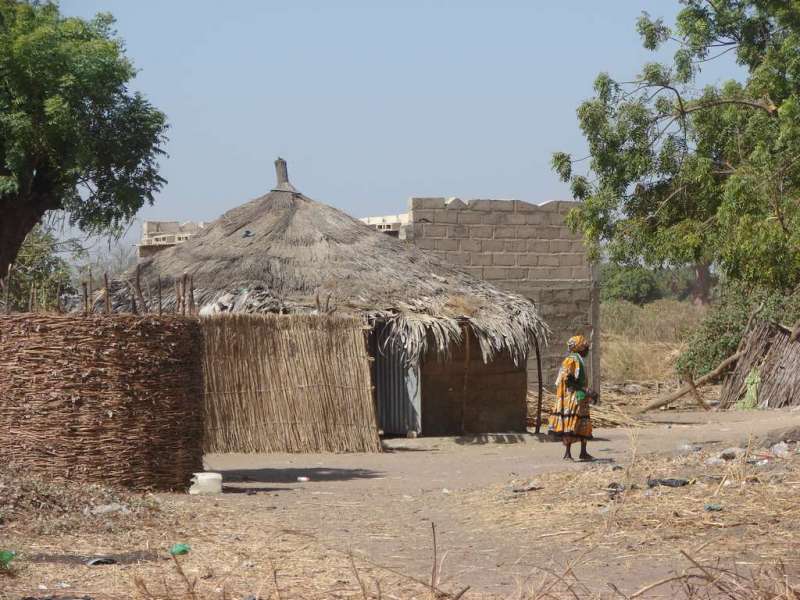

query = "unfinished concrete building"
[138,221,206,259]
[363,197,599,393]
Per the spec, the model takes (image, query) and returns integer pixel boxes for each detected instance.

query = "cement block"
[517,253,539,266]
[526,212,546,225]
[458,211,483,225]
[481,212,503,225]
[494,226,517,239]
[482,239,506,252]
[550,240,573,253]
[447,225,470,238]
[505,240,527,252]
[471,253,492,266]
[412,209,435,223]
[467,199,515,212]
[433,210,459,224]
[527,240,550,253]
[410,197,447,210]
[538,255,560,267]
[415,238,436,251]
[572,266,592,279]
[547,212,567,226]
[435,238,460,251]
[469,225,494,239]
[501,213,528,225]
[516,226,539,239]
[460,238,482,252]
[492,253,517,266]
[423,224,447,238]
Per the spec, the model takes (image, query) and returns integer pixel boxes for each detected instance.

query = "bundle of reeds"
[0,314,204,490]
[202,313,381,453]
[720,320,800,409]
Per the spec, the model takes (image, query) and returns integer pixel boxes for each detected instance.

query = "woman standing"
[548,335,596,461]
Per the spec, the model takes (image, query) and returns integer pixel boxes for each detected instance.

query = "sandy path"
[203,409,798,595]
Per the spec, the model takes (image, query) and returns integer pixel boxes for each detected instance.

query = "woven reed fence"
[0,314,204,490]
[720,321,800,409]
[202,314,381,453]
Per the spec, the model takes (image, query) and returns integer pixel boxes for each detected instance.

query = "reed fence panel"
[202,314,380,453]
[0,314,204,490]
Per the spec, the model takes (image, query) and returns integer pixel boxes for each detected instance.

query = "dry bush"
[600,300,706,384]
[602,300,706,343]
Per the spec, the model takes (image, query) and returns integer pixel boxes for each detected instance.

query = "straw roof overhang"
[119,159,550,364]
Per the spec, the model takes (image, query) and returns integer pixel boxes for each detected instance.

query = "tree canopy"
[0,0,167,280]
[554,1,800,297]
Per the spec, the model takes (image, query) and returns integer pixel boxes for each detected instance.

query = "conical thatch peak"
[119,161,549,363]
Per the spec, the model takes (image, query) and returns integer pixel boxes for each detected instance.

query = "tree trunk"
[0,198,52,282]
[692,261,712,306]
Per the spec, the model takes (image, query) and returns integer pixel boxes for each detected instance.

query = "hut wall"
[420,331,528,435]
[202,314,381,453]
[0,314,204,490]
[404,198,595,391]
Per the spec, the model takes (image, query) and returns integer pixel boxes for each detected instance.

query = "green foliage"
[555,1,800,294]
[600,263,661,305]
[676,283,800,377]
[0,1,167,271]
[1,225,81,311]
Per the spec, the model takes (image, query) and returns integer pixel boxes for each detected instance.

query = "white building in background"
[138,221,206,258]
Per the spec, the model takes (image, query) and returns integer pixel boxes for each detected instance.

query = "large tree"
[0,1,166,279]
[554,1,800,302]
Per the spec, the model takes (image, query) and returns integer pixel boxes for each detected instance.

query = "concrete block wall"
[403,197,597,390]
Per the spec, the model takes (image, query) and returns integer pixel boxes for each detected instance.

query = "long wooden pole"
[637,352,742,414]
[104,273,111,314]
[4,264,11,314]
[533,332,544,434]
[157,276,162,316]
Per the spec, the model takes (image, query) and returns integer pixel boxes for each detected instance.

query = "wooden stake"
[157,276,163,316]
[533,332,544,434]
[81,282,88,315]
[134,264,147,313]
[188,275,195,315]
[174,280,181,314]
[181,273,188,317]
[637,352,742,414]
[4,264,12,314]
[55,282,62,313]
[686,374,710,411]
[88,267,93,309]
[130,281,138,315]
[104,273,111,314]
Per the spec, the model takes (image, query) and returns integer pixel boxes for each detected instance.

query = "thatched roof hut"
[121,159,548,365]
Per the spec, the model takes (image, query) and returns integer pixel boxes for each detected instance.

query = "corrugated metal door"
[374,332,421,435]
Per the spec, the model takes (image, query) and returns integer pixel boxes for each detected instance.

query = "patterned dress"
[547,352,593,441]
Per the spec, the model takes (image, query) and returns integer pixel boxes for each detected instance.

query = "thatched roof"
[116,159,549,364]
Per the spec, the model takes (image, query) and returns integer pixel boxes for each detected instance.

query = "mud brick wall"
[420,331,527,434]
[403,197,597,390]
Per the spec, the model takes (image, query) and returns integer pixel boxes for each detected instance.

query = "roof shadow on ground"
[218,467,383,483]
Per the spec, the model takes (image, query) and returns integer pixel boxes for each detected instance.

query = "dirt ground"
[3,409,799,599]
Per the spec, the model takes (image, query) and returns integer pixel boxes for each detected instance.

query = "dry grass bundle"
[528,391,645,429]
[0,314,204,490]
[202,313,381,453]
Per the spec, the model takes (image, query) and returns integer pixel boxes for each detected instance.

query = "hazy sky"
[60,1,740,240]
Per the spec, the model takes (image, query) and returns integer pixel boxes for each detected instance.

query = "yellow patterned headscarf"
[568,335,590,353]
